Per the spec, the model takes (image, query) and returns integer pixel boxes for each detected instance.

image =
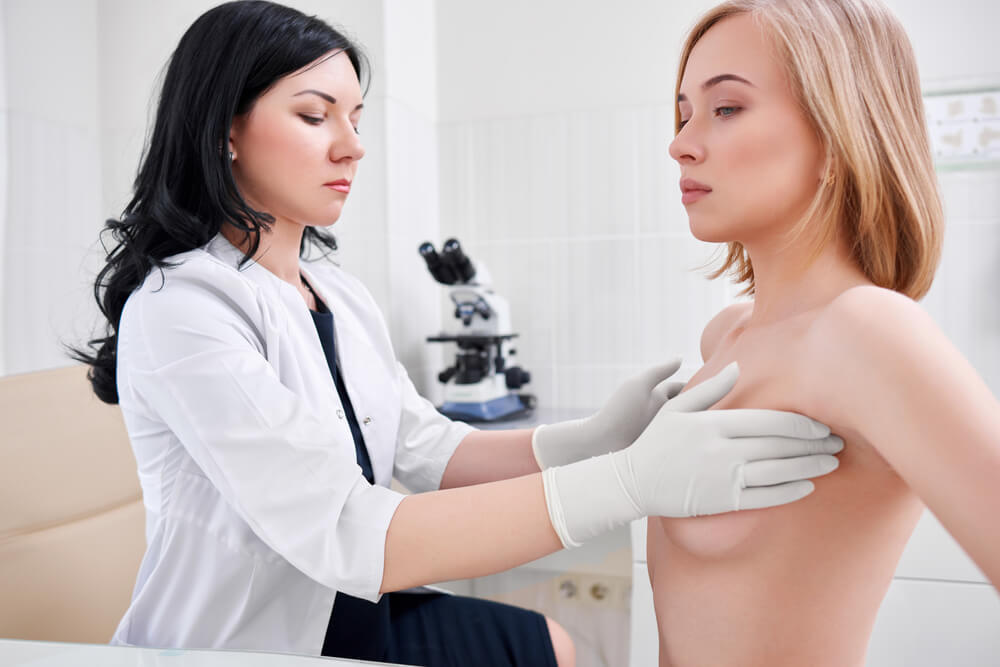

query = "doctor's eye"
[299,114,324,126]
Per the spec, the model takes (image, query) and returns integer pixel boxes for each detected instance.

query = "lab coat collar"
[204,232,390,486]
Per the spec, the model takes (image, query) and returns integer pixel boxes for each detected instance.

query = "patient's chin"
[657,511,763,559]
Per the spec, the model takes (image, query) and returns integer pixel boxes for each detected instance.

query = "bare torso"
[649,299,924,666]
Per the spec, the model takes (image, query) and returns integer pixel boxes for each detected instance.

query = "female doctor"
[76,2,843,665]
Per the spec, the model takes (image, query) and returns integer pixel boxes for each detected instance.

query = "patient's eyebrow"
[677,73,756,102]
[293,89,365,111]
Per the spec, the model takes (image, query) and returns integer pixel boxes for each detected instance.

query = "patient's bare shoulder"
[804,285,933,421]
[700,301,754,361]
[814,285,929,354]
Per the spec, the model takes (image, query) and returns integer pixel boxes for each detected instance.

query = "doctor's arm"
[381,365,843,593]
[812,288,1000,589]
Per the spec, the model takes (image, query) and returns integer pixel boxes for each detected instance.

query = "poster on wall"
[924,88,1000,169]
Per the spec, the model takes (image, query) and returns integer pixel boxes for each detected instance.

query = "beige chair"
[0,364,145,643]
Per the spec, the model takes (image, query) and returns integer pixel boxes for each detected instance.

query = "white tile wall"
[896,511,988,584]
[2,0,105,374]
[629,562,657,667]
[380,1,443,398]
[866,578,1000,666]
[438,110,739,411]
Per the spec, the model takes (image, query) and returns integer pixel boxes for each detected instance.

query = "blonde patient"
[650,0,1000,665]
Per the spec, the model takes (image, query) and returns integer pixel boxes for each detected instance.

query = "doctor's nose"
[332,125,365,163]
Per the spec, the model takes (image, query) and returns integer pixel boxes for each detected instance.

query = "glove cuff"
[531,424,551,470]
[531,417,595,469]
[541,453,643,549]
[541,467,580,549]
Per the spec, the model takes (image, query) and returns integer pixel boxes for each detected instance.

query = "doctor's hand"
[540,363,844,548]
[532,358,685,469]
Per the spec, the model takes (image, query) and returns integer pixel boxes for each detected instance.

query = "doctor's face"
[669,14,825,245]
[229,50,366,229]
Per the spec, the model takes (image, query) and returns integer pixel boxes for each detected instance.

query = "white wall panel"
[435,0,718,122]
[867,578,1000,666]
[553,238,637,367]
[2,0,102,374]
[636,235,734,375]
[629,562,656,667]
[895,510,989,583]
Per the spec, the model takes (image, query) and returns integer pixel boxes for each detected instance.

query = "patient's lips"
[680,177,712,205]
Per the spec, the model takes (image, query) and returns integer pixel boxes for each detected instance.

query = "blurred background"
[0,1,997,665]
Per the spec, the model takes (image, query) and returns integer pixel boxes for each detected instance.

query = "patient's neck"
[741,231,869,328]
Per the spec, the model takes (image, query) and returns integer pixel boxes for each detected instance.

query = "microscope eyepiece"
[441,238,476,283]
[418,241,460,284]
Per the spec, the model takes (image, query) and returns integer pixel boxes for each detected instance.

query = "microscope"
[418,238,534,422]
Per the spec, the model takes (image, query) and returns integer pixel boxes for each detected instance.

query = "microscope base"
[438,394,535,423]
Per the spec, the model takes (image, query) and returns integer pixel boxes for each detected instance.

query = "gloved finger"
[651,380,685,402]
[741,455,839,487]
[738,480,815,510]
[661,362,739,413]
[709,409,832,440]
[638,357,683,390]
[735,434,844,461]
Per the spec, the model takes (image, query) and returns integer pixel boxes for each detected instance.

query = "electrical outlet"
[553,575,580,601]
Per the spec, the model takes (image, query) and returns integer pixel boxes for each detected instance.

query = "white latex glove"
[541,363,844,548]
[532,359,685,469]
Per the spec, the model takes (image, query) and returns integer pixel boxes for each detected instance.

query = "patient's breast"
[655,346,790,559]
[657,510,765,559]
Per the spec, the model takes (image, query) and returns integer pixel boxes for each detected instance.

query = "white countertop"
[467,407,591,431]
[0,639,412,667]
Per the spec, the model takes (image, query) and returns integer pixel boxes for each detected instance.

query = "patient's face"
[670,13,825,245]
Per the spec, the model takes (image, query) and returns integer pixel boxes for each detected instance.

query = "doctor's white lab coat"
[110,234,473,655]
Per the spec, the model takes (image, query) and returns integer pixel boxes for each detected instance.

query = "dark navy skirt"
[321,591,558,666]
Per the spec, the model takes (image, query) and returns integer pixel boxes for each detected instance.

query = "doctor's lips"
[324,179,351,193]
[680,178,712,205]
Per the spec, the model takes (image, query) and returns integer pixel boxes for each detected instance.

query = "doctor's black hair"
[72,0,370,404]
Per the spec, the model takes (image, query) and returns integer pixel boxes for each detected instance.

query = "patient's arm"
[811,285,1000,589]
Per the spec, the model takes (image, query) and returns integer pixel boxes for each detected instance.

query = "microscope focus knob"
[505,366,531,390]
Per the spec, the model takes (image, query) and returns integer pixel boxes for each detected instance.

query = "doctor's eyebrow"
[293,89,364,111]
[677,73,756,102]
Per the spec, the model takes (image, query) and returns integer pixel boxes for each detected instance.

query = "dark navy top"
[308,296,375,485]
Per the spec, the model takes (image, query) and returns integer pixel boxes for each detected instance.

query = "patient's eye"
[714,106,741,118]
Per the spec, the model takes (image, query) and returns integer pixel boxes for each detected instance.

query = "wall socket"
[552,573,631,609]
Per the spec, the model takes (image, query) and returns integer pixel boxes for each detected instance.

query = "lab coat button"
[336,409,345,419]
[363,416,372,425]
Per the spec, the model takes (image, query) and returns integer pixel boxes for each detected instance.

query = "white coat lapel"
[300,263,401,486]
[204,235,343,424]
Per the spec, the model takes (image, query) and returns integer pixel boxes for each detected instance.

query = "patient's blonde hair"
[678,0,943,299]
